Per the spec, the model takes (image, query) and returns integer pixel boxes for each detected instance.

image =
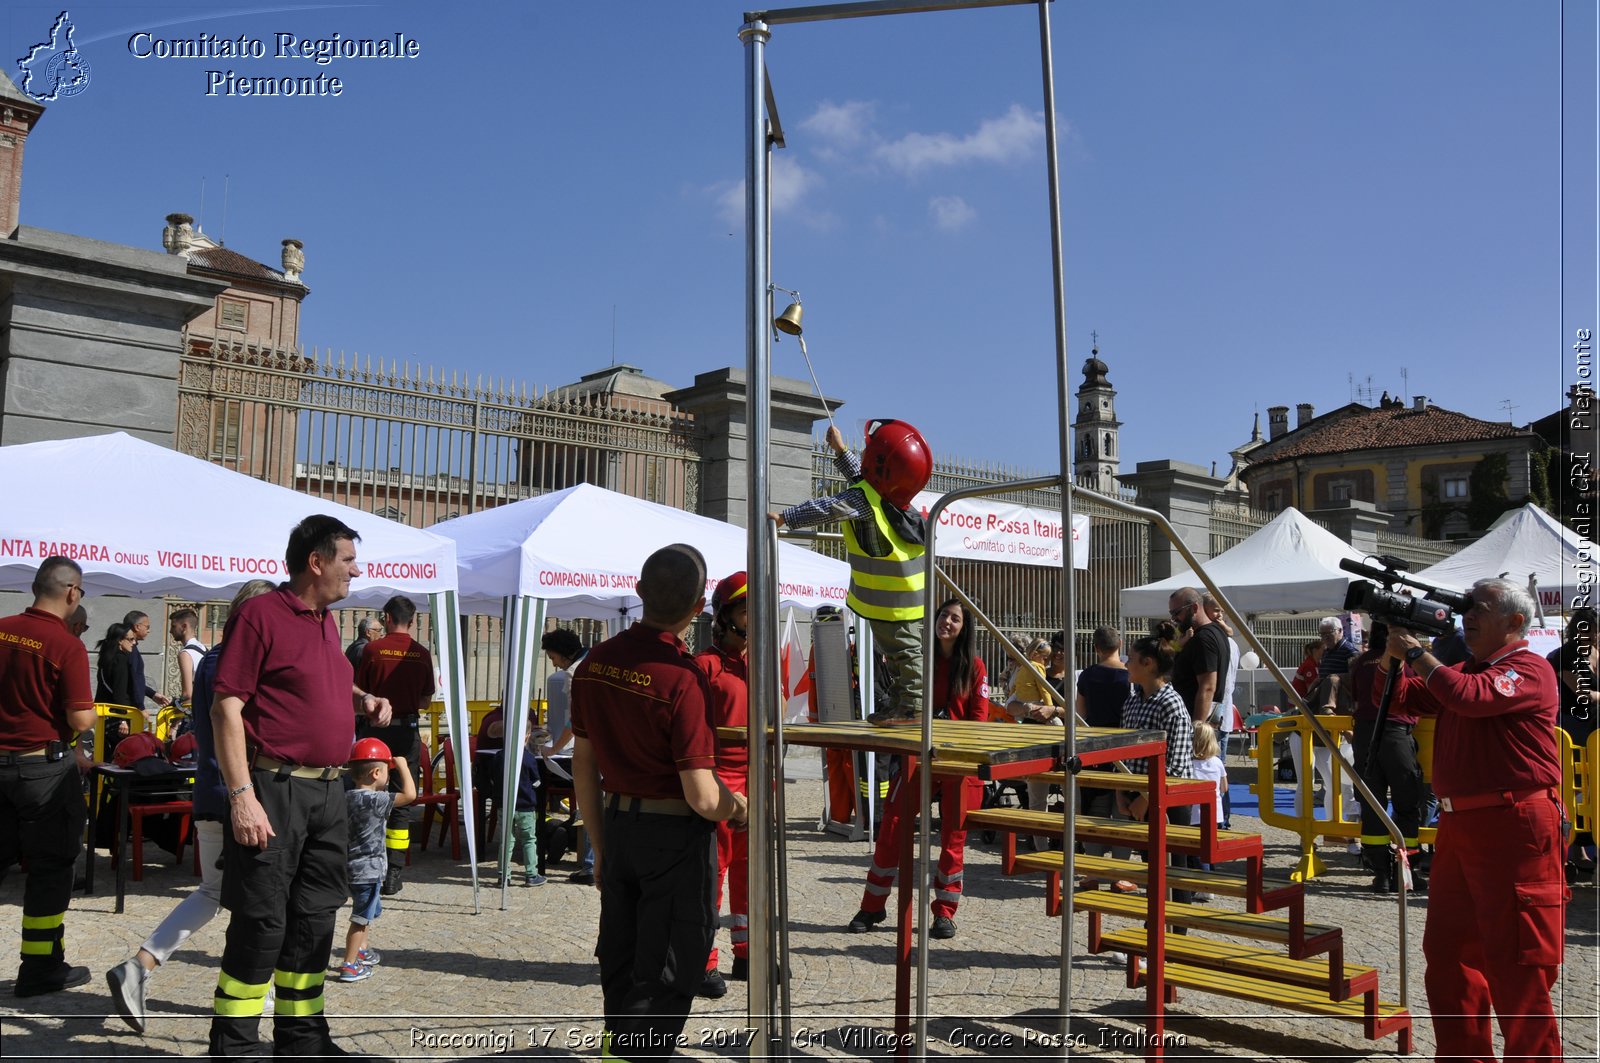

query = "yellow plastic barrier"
[422,698,544,750]
[1251,713,1584,881]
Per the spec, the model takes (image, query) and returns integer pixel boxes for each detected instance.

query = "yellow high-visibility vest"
[842,480,925,621]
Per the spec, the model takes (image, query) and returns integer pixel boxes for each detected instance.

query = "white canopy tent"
[429,482,852,900]
[0,433,483,903]
[1414,503,1598,619]
[1119,507,1372,619]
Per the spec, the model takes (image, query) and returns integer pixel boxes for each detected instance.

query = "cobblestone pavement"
[2,770,1596,1060]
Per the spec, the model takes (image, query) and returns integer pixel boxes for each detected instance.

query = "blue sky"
[5,1,1596,479]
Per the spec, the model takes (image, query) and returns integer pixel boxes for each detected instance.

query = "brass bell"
[773,300,804,337]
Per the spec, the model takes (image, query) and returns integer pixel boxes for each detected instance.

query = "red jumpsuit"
[1387,640,1566,1063]
[695,644,749,970]
[858,655,988,920]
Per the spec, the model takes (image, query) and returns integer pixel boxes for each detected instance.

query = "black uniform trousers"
[1353,717,1424,863]
[357,718,422,872]
[210,770,348,1060]
[597,801,716,1062]
[0,754,84,982]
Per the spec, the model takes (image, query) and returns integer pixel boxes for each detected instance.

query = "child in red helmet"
[772,420,932,724]
[337,738,415,983]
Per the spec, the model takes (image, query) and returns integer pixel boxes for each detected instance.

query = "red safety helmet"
[168,732,198,765]
[112,731,165,769]
[712,571,749,619]
[860,419,932,509]
[350,737,394,765]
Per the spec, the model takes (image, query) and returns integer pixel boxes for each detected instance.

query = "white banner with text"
[912,491,1090,570]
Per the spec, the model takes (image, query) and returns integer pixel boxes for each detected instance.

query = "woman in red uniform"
[847,598,988,940]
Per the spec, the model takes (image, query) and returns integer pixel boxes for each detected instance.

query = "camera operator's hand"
[1386,627,1423,667]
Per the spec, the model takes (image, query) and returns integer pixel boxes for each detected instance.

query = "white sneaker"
[1347,841,1362,855]
[106,957,150,1033]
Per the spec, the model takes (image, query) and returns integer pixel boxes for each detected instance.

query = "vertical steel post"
[1035,2,1079,1055]
[740,16,781,1059]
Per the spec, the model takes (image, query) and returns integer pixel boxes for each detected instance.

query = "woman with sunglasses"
[1119,621,1200,903]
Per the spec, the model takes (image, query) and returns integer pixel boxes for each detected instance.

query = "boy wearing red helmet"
[694,572,751,999]
[337,738,414,984]
[772,420,932,725]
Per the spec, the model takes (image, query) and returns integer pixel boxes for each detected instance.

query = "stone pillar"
[664,367,842,526]
[1118,460,1226,580]
[0,226,225,445]
[1311,499,1392,558]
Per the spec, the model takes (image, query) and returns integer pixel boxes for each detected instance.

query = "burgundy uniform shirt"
[0,607,92,749]
[695,644,748,788]
[213,585,355,768]
[356,633,436,717]
[571,623,715,801]
[1389,640,1560,799]
[1349,654,1420,725]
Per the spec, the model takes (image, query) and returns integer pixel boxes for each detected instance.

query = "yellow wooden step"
[1016,853,1271,901]
[1148,961,1411,1047]
[1035,769,1215,801]
[967,808,1261,858]
[1098,928,1375,1001]
[1071,889,1340,957]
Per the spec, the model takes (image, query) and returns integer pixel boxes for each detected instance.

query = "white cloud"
[874,103,1043,174]
[800,100,876,152]
[928,195,976,232]
[713,155,822,227]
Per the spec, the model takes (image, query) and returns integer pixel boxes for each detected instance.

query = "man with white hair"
[1384,577,1564,1063]
[1314,615,1359,710]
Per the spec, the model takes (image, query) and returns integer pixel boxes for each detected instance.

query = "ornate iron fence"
[175,340,702,698]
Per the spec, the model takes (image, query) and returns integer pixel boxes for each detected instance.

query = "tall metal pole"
[1035,1,1079,1055]
[740,17,781,1059]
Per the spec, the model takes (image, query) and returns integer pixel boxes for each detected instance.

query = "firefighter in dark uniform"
[0,557,96,997]
[571,543,749,1062]
[354,594,436,896]
[209,516,393,1059]
[1348,622,1426,892]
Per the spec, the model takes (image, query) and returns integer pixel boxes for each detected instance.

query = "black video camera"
[1338,554,1472,640]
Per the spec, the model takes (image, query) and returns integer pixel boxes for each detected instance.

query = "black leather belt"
[606,794,693,816]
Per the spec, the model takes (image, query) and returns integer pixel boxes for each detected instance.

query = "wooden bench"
[1014,852,1302,914]
[965,807,1263,863]
[1140,962,1413,1052]
[1094,926,1374,1002]
[1070,889,1340,961]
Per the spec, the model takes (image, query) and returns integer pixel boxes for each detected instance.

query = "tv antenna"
[1500,398,1519,424]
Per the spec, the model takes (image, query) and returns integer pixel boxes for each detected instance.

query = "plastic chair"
[127,799,193,882]
[415,738,462,860]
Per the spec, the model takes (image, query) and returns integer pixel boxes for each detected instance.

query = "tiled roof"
[1247,402,1531,467]
[188,245,297,286]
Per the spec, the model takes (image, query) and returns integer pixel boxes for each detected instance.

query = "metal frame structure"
[742,2,1414,1058]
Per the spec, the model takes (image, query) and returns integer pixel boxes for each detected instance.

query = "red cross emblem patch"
[1493,668,1522,697]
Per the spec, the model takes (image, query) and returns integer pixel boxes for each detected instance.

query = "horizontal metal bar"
[749,0,1041,27]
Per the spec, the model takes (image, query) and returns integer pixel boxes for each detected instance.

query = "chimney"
[1267,405,1289,439]
[1296,402,1314,428]
[163,212,196,256]
[0,72,47,238]
[281,238,304,282]
[1413,395,1428,411]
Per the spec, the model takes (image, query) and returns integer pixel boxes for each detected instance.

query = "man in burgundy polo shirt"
[354,594,437,895]
[1384,577,1565,1063]
[209,515,392,1060]
[571,544,748,1062]
[0,557,96,998]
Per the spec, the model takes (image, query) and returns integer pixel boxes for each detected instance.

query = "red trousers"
[825,748,855,824]
[1424,792,1566,1063]
[706,817,749,970]
[859,771,980,920]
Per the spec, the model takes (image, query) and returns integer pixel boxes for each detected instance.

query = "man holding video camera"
[1382,576,1564,1063]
